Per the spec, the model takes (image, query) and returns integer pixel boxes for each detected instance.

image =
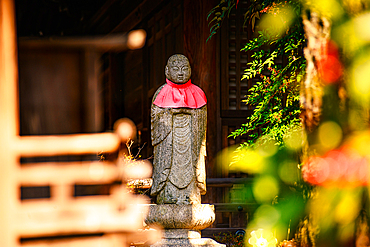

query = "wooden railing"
[0,1,154,246]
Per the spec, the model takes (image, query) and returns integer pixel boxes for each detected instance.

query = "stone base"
[145,204,225,247]
[150,238,225,247]
[145,204,215,230]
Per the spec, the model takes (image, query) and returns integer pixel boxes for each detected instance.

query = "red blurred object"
[302,147,369,187]
[317,40,343,84]
[302,156,330,184]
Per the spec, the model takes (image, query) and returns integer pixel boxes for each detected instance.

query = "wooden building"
[16,0,257,233]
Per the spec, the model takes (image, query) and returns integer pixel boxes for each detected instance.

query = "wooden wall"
[85,0,252,230]
[19,47,103,136]
[183,0,220,179]
[98,0,251,229]
[16,0,253,229]
[17,0,254,230]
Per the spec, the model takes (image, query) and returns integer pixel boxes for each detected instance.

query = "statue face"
[165,55,191,84]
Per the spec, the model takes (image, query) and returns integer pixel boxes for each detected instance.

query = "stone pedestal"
[145,204,225,247]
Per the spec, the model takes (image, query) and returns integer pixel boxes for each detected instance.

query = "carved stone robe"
[151,81,207,204]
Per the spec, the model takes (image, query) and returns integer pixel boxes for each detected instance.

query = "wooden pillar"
[183,0,219,178]
[0,0,20,245]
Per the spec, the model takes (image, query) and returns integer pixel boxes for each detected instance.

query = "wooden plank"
[221,117,251,126]
[16,133,120,157]
[207,177,253,185]
[231,211,247,228]
[18,162,118,186]
[21,234,127,247]
[21,230,161,247]
[212,203,257,213]
[17,196,148,238]
[221,109,253,118]
[201,228,246,238]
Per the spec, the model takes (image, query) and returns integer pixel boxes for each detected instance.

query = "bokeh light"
[254,205,281,228]
[334,190,361,225]
[302,147,369,186]
[305,0,344,21]
[317,41,343,84]
[229,149,265,174]
[122,159,153,180]
[284,128,306,151]
[302,156,330,185]
[248,229,277,247]
[127,29,147,50]
[278,160,299,185]
[347,131,370,156]
[354,12,370,42]
[333,17,366,56]
[259,5,295,38]
[256,139,278,157]
[350,53,370,102]
[253,175,279,202]
[317,121,342,150]
[114,118,137,141]
[309,187,361,243]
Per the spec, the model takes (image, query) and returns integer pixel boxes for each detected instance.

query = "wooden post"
[0,0,20,245]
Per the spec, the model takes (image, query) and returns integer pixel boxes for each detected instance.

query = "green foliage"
[208,0,305,149]
[207,0,237,42]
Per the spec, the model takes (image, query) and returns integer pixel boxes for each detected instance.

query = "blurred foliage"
[207,0,309,245]
[227,140,314,244]
[209,0,370,246]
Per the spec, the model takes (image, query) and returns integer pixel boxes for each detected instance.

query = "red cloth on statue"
[153,79,207,108]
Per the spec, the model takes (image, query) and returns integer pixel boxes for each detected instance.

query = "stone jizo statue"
[151,54,207,205]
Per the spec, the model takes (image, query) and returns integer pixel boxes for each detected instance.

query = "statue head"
[165,54,191,84]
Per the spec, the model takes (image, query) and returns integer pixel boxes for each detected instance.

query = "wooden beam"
[206,177,253,187]
[211,203,257,212]
[18,30,146,51]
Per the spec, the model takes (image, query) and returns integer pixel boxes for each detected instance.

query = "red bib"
[153,79,207,109]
